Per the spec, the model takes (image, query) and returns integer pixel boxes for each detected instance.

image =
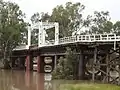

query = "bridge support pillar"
[25,55,30,71]
[92,46,97,82]
[25,55,33,71]
[78,50,84,80]
[11,57,16,68]
[37,55,41,73]
[54,55,57,71]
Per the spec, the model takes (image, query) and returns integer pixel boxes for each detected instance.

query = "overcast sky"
[5,0,120,23]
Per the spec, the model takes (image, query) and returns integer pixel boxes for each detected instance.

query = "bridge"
[11,22,120,85]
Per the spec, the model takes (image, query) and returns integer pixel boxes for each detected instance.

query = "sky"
[4,0,120,23]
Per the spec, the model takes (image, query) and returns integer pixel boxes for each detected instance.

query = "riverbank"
[59,83,120,90]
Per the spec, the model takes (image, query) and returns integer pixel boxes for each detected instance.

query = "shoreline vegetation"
[59,83,120,90]
[51,80,120,90]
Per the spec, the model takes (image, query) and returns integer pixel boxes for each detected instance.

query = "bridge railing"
[14,34,120,50]
[58,34,120,44]
[44,34,120,46]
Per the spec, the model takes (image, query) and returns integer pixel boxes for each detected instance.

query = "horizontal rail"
[43,34,120,46]
[58,34,120,44]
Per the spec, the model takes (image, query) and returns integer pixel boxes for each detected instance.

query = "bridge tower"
[27,21,59,47]
[26,21,59,72]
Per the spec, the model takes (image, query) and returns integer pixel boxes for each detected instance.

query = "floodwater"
[0,70,60,90]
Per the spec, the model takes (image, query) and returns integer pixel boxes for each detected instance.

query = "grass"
[59,83,120,90]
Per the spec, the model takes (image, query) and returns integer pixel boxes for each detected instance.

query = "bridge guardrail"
[31,34,120,46]
[58,34,120,44]
[14,34,120,50]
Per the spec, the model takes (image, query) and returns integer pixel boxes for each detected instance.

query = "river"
[0,70,62,90]
[1,70,118,90]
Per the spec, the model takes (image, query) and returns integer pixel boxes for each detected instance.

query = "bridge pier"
[19,57,25,69]
[78,50,85,80]
[54,55,57,71]
[11,57,16,68]
[37,55,41,73]
[37,55,45,73]
[92,46,97,82]
[25,55,33,71]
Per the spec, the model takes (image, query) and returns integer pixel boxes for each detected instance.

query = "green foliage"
[52,47,78,80]
[59,83,120,90]
[52,57,66,79]
[0,1,27,68]
[50,2,86,37]
[82,11,120,35]
[64,47,78,79]
[88,11,112,34]
[113,21,120,35]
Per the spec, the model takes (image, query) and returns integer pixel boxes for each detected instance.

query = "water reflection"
[0,70,53,90]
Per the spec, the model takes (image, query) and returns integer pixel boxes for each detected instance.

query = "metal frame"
[27,22,59,48]
[85,46,120,85]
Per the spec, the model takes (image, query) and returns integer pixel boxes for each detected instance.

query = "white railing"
[58,34,120,45]
[42,34,120,46]
[43,34,120,46]
[13,34,120,50]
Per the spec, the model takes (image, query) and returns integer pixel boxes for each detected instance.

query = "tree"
[52,56,65,79]
[52,47,78,80]
[50,2,88,37]
[0,1,27,68]
[113,21,120,35]
[64,47,78,79]
[87,11,120,35]
[31,12,41,24]
[89,11,112,34]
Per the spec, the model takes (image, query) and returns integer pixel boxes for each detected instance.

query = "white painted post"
[114,34,116,50]
[38,21,43,47]
[42,28,46,46]
[100,35,102,41]
[77,35,79,42]
[27,26,31,49]
[114,34,116,40]
[84,35,86,41]
[55,22,59,45]
[107,34,108,40]
[94,35,95,41]
[81,35,83,41]
[54,55,57,71]
[89,35,91,41]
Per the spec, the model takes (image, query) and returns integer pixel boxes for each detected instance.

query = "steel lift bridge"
[12,21,120,85]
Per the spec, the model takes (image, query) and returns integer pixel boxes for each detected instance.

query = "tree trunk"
[3,47,10,69]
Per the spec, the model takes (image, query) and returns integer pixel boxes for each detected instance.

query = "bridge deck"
[13,34,120,51]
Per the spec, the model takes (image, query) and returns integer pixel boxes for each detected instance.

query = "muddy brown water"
[0,70,61,90]
[0,70,100,90]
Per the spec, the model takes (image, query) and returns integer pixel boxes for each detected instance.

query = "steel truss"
[85,45,120,85]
